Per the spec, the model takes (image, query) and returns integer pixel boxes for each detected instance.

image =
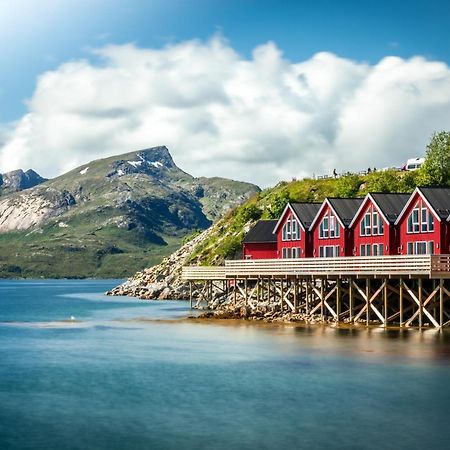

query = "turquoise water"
[1,280,450,450]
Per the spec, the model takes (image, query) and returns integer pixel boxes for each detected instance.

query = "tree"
[333,174,362,197]
[363,170,399,194]
[419,131,450,186]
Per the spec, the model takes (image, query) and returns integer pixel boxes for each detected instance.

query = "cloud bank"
[1,37,450,186]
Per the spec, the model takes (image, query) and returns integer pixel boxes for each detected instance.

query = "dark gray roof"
[243,220,278,243]
[291,203,322,229]
[419,187,450,219]
[370,193,410,223]
[328,198,364,227]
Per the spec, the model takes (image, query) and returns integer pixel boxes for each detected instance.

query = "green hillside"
[187,169,421,265]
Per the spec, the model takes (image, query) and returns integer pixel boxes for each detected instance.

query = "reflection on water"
[1,280,450,450]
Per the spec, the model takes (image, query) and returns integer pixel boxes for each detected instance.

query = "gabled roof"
[291,203,322,229]
[420,187,450,220]
[394,187,450,225]
[273,202,321,233]
[349,193,410,227]
[309,198,364,230]
[243,220,278,243]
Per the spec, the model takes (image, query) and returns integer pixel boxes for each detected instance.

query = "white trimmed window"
[282,217,301,241]
[406,241,434,255]
[319,213,340,239]
[407,203,434,234]
[360,207,384,236]
[319,245,339,257]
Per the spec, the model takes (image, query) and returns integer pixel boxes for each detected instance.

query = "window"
[319,245,339,257]
[406,241,434,255]
[378,244,384,256]
[416,242,427,255]
[360,245,365,256]
[421,208,427,232]
[413,207,419,232]
[372,212,378,235]
[319,213,339,239]
[360,207,385,237]
[373,244,378,256]
[428,212,434,232]
[291,219,297,240]
[364,212,371,235]
[406,202,435,234]
[320,216,329,238]
[365,244,371,256]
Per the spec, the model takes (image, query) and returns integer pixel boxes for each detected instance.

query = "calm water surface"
[1,279,450,450]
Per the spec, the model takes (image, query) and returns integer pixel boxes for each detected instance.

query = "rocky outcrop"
[0,189,75,232]
[106,226,216,299]
[0,169,46,191]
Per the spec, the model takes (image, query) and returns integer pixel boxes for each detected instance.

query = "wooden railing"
[182,255,450,280]
[181,266,227,280]
[431,255,450,275]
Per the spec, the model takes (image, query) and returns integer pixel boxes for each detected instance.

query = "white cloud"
[1,37,450,186]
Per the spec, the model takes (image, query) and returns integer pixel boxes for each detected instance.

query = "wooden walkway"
[182,255,450,280]
[182,255,450,329]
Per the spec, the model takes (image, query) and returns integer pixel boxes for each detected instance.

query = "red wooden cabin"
[242,220,278,259]
[309,198,363,257]
[350,193,409,256]
[395,187,450,255]
[273,202,321,258]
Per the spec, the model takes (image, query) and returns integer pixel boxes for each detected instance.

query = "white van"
[404,157,425,171]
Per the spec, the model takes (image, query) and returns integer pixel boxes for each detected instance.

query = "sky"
[1,0,450,187]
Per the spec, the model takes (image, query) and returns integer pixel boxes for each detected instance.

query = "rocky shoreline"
[106,226,216,300]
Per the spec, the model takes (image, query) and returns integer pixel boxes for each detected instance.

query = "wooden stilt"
[366,278,370,326]
[349,278,354,323]
[418,278,423,329]
[306,279,310,316]
[336,278,341,323]
[383,279,388,327]
[280,278,284,310]
[440,278,444,329]
[244,278,248,306]
[294,278,298,313]
[189,281,193,309]
[320,278,324,321]
[399,278,403,327]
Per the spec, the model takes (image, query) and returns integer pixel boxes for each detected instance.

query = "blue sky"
[1,0,450,185]
[2,0,450,122]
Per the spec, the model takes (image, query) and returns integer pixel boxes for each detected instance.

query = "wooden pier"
[182,255,450,329]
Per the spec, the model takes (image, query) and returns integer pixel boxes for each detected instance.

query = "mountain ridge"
[0,146,259,278]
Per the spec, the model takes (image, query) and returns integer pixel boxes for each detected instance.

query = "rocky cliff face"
[0,169,46,193]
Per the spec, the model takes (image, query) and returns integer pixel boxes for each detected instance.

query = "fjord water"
[1,281,450,450]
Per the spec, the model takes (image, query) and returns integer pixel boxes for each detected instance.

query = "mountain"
[0,169,46,194]
[0,146,259,278]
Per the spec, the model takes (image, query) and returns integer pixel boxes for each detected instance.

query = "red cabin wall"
[276,209,307,258]
[311,205,352,257]
[352,200,392,255]
[397,193,442,255]
[242,242,278,260]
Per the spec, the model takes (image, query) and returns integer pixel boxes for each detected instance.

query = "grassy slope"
[187,169,421,265]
